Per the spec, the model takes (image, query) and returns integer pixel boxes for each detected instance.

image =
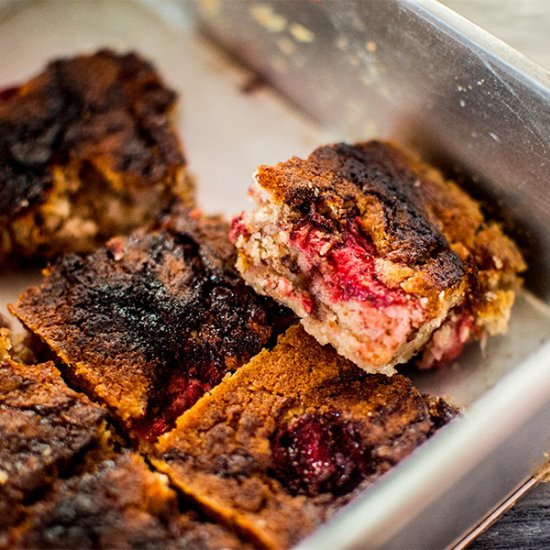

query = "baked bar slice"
[153,325,457,549]
[0,356,106,544]
[11,204,292,443]
[10,452,248,549]
[231,141,526,373]
[0,49,191,263]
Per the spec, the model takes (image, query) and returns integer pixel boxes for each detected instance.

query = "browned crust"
[258,142,449,265]
[154,325,456,549]
[0,357,106,541]
[0,49,191,260]
[10,452,248,549]
[254,140,525,326]
[10,205,292,440]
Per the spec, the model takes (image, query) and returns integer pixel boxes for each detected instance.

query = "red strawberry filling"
[419,309,478,369]
[290,220,413,309]
[229,213,249,242]
[134,366,225,442]
[270,412,374,497]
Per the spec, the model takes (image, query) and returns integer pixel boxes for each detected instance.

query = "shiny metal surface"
[442,0,550,70]
[189,0,550,300]
[185,1,550,547]
[453,475,540,550]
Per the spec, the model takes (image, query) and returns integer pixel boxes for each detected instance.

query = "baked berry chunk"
[10,452,248,549]
[11,204,292,443]
[231,141,525,373]
[0,49,191,263]
[153,325,457,549]
[0,356,106,544]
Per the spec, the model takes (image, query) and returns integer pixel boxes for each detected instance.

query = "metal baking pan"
[1,0,549,548]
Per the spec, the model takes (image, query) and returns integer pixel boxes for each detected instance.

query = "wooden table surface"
[469,481,550,549]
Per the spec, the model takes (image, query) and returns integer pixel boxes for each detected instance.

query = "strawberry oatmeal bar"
[10,452,248,549]
[11,203,291,444]
[231,141,526,373]
[0,352,106,544]
[154,326,457,549]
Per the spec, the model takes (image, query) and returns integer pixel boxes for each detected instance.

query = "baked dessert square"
[0,49,192,263]
[10,451,248,549]
[0,355,106,544]
[231,141,526,373]
[11,204,292,443]
[153,325,457,549]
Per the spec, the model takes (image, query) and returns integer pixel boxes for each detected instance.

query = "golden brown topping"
[154,326,457,549]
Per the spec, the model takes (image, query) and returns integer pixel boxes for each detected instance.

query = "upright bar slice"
[153,326,457,549]
[0,49,191,262]
[231,141,526,373]
[11,204,291,443]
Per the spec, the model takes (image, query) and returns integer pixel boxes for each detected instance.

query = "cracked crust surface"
[0,49,192,262]
[0,335,247,548]
[11,204,292,443]
[154,325,457,549]
[10,451,248,550]
[232,141,526,372]
[0,356,106,543]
